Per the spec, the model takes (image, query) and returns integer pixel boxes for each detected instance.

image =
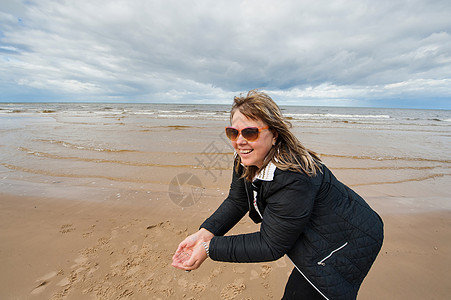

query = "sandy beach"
[0,103,450,299]
[1,192,450,299]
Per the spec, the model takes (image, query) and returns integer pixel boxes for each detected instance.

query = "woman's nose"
[235,133,247,144]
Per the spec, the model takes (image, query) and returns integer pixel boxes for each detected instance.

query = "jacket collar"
[254,161,277,181]
[235,151,277,182]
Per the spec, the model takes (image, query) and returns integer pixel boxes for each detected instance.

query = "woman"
[172,90,384,299]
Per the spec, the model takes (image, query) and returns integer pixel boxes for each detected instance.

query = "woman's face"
[230,110,277,168]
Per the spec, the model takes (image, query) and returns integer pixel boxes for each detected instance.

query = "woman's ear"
[272,131,278,146]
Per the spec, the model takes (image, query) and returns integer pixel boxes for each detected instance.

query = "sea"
[0,103,450,211]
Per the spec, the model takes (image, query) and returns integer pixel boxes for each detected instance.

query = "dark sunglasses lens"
[226,128,239,140]
[242,128,259,141]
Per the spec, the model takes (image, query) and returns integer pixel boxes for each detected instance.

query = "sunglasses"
[225,126,269,142]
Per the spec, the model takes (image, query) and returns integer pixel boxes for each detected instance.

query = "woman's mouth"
[240,149,253,155]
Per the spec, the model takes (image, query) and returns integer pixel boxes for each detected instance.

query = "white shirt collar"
[254,161,277,181]
[234,151,277,182]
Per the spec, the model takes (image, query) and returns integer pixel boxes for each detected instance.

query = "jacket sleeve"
[209,173,316,262]
[199,165,249,236]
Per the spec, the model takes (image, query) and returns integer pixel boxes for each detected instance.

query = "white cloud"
[0,0,450,108]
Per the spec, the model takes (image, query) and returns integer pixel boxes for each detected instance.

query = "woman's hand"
[173,240,210,271]
[172,228,213,271]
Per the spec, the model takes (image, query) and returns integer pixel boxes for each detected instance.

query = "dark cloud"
[0,0,450,108]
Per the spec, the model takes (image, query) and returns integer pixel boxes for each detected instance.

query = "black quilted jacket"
[200,163,384,299]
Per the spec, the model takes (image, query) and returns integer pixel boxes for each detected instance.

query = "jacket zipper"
[244,181,252,212]
[244,181,263,220]
[252,190,263,219]
[317,242,348,266]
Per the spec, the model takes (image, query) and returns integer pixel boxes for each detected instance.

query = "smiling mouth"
[240,149,253,155]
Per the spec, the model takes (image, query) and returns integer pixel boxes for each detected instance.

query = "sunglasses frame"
[225,126,269,142]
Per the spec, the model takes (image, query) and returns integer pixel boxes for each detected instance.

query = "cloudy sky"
[1,0,450,108]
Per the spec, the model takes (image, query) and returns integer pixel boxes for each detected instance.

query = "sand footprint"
[220,278,246,300]
[97,237,110,246]
[87,263,100,275]
[71,254,89,268]
[210,266,223,278]
[250,265,273,280]
[82,231,93,238]
[233,266,247,274]
[50,287,70,300]
[177,277,189,288]
[250,269,259,280]
[260,264,272,279]
[275,256,288,268]
[117,289,134,299]
[60,224,76,234]
[128,244,139,254]
[57,277,71,287]
[160,274,173,285]
[125,265,141,277]
[190,282,207,293]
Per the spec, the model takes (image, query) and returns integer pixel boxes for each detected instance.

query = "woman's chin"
[240,158,260,168]
[241,161,251,167]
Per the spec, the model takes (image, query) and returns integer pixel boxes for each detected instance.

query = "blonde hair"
[231,90,321,181]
